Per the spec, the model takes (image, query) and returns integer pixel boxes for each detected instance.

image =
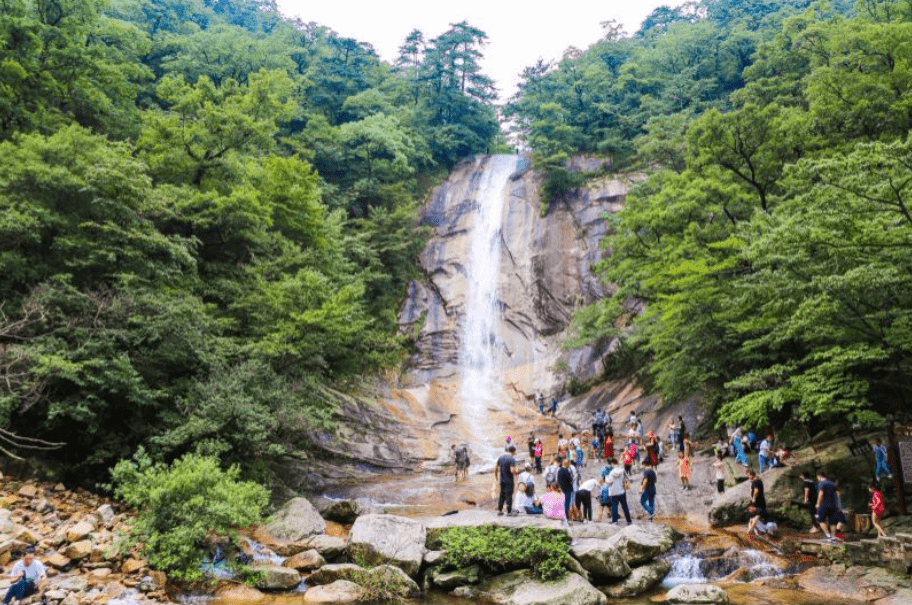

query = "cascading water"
[457,155,518,462]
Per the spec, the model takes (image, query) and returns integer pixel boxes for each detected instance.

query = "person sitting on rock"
[2,547,46,605]
[541,483,568,525]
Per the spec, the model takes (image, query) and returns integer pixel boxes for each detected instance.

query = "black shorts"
[817,504,846,525]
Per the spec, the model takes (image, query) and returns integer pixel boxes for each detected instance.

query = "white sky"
[274,0,684,102]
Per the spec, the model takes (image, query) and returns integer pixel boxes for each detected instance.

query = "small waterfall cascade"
[662,539,787,586]
[740,548,783,580]
[662,541,707,587]
[456,154,518,462]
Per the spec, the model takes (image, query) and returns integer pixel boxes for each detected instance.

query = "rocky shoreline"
[4,475,912,605]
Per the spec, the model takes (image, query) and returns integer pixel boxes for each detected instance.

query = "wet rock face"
[399,155,637,397]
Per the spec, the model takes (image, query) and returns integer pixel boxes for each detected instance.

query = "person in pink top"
[869,482,887,537]
[533,438,543,474]
[541,483,567,522]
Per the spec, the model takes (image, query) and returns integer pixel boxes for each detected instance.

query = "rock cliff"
[399,155,637,398]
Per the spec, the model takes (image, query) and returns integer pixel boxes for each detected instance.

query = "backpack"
[545,468,557,486]
[599,484,611,506]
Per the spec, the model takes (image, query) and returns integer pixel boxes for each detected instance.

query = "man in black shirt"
[495,445,518,516]
[747,469,766,533]
[816,471,846,541]
[557,458,575,520]
[800,470,822,533]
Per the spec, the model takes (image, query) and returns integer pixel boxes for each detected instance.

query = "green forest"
[0,0,501,480]
[2,0,912,483]
[508,0,912,431]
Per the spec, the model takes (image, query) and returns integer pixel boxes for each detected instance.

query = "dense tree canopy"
[0,0,501,480]
[512,0,912,431]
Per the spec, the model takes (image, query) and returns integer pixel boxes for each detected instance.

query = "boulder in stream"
[666,583,730,604]
[303,580,363,604]
[265,497,326,540]
[606,523,677,565]
[347,514,426,577]
[602,559,670,598]
[476,569,607,605]
[570,539,630,580]
[251,563,302,591]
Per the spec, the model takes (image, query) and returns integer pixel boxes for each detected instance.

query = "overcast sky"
[274,0,684,102]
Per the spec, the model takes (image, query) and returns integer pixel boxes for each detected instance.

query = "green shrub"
[438,526,569,581]
[109,448,269,580]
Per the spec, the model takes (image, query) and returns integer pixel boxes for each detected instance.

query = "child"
[621,444,635,475]
[677,451,691,490]
[713,451,726,493]
[597,476,612,522]
[869,482,887,537]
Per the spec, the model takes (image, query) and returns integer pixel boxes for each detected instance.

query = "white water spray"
[457,155,518,461]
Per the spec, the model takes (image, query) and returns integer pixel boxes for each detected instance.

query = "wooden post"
[886,416,907,516]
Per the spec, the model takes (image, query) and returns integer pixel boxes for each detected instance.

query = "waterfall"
[663,554,706,586]
[457,155,518,461]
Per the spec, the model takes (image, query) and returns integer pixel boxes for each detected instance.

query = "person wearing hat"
[3,547,46,604]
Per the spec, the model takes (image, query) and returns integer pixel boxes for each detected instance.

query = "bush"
[109,448,269,580]
[438,526,569,581]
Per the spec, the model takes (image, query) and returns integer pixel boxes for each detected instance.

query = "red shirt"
[871,490,885,515]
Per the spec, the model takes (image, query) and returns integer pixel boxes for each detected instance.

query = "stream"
[198,529,867,605]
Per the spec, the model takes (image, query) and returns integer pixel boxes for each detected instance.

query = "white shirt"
[607,467,626,495]
[580,478,598,492]
[518,471,533,486]
[759,439,772,457]
[10,559,46,582]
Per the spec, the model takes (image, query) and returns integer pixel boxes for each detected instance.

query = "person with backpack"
[544,456,560,487]
[557,458,575,520]
[597,476,612,522]
[606,458,633,524]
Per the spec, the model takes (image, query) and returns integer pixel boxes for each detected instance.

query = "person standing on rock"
[604,427,615,460]
[713,451,726,494]
[640,458,657,521]
[800,470,823,534]
[872,437,893,481]
[527,432,536,459]
[677,416,686,452]
[730,425,749,468]
[607,459,633,525]
[494,445,518,516]
[2,547,46,605]
[557,458,575,520]
[533,438,543,474]
[758,434,774,474]
[677,451,692,490]
[869,481,887,537]
[747,469,766,534]
[577,476,597,523]
[816,470,846,541]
